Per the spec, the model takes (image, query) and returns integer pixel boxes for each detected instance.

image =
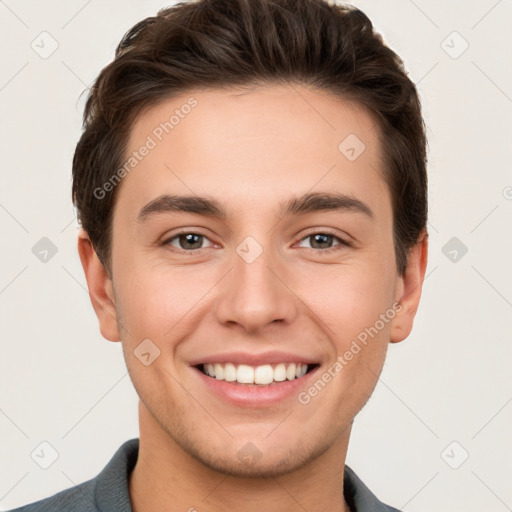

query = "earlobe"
[77,228,121,342]
[389,230,429,344]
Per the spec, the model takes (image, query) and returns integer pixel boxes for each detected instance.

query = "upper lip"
[189,351,319,367]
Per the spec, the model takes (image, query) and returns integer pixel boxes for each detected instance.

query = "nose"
[213,240,299,334]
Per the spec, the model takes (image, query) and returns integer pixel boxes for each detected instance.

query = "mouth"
[188,351,322,407]
[194,362,320,386]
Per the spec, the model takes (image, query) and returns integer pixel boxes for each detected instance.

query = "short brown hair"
[72,0,428,276]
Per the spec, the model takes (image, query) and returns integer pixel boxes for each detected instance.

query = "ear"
[77,228,121,342]
[389,229,429,343]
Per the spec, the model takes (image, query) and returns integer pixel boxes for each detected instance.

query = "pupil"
[181,233,202,249]
[312,234,331,249]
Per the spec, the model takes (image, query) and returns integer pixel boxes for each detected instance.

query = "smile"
[197,362,318,386]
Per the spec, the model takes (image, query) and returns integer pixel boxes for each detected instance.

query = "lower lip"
[191,366,320,407]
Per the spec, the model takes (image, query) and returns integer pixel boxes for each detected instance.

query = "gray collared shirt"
[8,438,402,512]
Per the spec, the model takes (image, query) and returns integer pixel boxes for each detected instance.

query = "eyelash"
[161,229,350,254]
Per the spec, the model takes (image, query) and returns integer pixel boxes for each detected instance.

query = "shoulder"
[344,465,403,512]
[6,478,97,512]
[5,438,139,512]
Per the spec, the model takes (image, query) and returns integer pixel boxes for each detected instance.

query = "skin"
[78,83,428,512]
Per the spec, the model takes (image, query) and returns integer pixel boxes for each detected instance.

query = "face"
[81,83,426,477]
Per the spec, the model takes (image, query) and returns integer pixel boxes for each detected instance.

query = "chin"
[189,448,315,478]
[173,427,332,478]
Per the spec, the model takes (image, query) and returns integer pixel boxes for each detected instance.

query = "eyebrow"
[137,191,374,223]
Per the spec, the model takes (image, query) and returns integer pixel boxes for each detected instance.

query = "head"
[75,0,428,477]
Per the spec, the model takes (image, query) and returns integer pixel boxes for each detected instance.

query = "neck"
[129,402,352,512]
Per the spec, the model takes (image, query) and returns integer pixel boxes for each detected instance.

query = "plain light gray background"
[0,1,511,510]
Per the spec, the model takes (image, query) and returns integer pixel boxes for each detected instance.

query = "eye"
[161,230,350,254]
[296,231,350,252]
[163,231,215,252]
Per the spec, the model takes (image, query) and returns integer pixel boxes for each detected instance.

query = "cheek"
[114,258,220,345]
[317,264,395,400]
[299,260,396,341]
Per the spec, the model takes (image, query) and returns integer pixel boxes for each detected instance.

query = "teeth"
[273,363,287,382]
[237,364,254,383]
[214,363,224,380]
[254,364,273,385]
[201,362,310,384]
[224,363,237,382]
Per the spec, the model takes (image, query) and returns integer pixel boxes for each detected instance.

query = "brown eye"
[164,232,214,251]
[297,232,349,251]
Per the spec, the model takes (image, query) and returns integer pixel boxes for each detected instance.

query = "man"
[10,0,428,510]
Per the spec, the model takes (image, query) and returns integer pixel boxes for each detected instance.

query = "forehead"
[116,84,390,223]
